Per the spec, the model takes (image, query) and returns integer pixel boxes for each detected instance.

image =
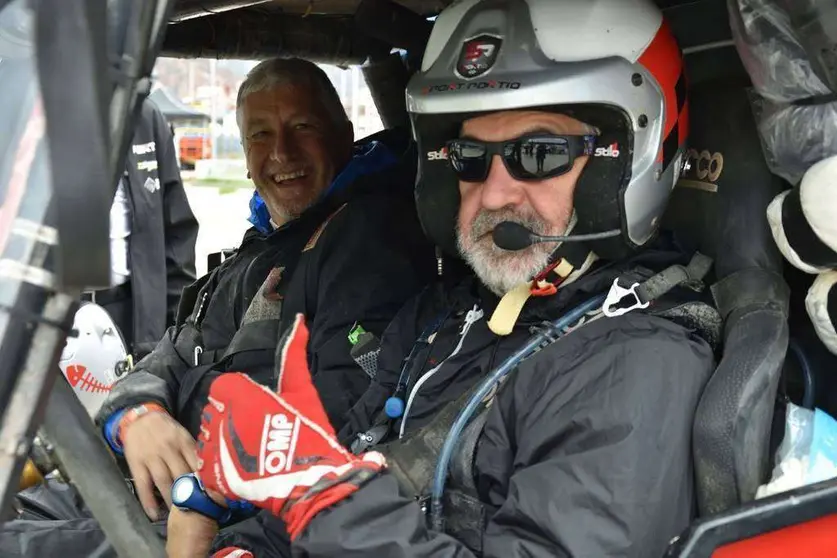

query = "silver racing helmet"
[408,0,689,261]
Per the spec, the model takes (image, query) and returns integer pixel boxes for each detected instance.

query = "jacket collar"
[470,234,695,327]
[246,140,398,236]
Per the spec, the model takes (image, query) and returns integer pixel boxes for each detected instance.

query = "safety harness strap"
[603,252,712,317]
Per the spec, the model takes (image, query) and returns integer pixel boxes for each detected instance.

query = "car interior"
[166,0,837,553]
[4,0,837,555]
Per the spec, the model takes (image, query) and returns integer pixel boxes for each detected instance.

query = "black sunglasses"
[445,134,597,183]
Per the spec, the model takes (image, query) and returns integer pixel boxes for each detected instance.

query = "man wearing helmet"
[170,1,719,557]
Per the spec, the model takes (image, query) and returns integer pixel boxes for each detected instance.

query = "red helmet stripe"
[638,18,683,140]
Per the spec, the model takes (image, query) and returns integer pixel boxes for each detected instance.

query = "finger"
[206,396,224,414]
[198,406,215,442]
[207,373,249,404]
[276,313,313,395]
[147,458,175,509]
[168,452,195,482]
[132,464,163,521]
[180,437,200,472]
[205,487,227,506]
[197,425,209,446]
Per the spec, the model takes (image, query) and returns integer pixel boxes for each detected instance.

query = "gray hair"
[236,57,349,142]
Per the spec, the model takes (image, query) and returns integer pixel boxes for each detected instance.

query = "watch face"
[172,476,195,504]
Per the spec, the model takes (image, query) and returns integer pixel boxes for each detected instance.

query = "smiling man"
[0,57,437,558]
[93,57,436,518]
[239,63,354,229]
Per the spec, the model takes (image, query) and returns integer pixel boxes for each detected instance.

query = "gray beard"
[457,208,570,297]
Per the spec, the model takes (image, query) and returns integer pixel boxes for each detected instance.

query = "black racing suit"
[211,241,718,558]
[0,134,436,558]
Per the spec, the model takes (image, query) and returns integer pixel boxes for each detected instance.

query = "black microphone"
[492,221,621,251]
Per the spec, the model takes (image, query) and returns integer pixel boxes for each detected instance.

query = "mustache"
[468,208,549,241]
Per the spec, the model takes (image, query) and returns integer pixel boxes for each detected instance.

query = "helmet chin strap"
[487,212,598,336]
[543,211,578,270]
[533,211,596,284]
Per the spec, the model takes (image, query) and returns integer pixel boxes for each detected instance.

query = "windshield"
[0,0,44,253]
[0,0,51,410]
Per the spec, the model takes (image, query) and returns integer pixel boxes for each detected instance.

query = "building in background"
[321,65,385,140]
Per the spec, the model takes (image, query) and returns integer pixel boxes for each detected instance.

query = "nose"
[480,155,525,210]
[269,127,295,163]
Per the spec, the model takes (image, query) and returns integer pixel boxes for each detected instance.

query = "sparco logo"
[426,147,448,161]
[260,413,299,475]
[684,148,724,182]
[594,143,620,158]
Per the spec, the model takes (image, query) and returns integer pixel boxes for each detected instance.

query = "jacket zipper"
[192,291,210,365]
[399,304,484,438]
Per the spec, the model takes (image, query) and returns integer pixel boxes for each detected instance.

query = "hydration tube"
[429,293,607,530]
[385,310,450,419]
[788,337,816,410]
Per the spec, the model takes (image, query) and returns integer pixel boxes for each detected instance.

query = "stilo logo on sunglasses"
[428,143,621,162]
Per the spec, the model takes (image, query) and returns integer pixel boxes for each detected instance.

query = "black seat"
[661,78,790,516]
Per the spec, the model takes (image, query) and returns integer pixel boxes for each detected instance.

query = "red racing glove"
[212,548,253,558]
[196,314,386,539]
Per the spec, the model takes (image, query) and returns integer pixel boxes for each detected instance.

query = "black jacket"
[214,243,717,558]
[96,135,437,435]
[124,98,199,354]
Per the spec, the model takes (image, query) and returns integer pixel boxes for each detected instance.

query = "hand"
[165,505,219,558]
[166,485,254,558]
[196,314,386,539]
[123,411,200,520]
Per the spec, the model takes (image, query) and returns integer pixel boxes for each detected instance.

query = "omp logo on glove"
[198,315,386,537]
[260,413,300,475]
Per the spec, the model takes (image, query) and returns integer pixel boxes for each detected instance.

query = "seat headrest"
[661,78,786,280]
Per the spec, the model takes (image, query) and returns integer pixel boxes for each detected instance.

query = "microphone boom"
[492,221,621,251]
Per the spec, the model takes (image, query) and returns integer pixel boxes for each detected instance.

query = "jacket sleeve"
[295,315,715,558]
[94,321,199,425]
[93,271,215,426]
[150,104,199,328]
[302,195,435,431]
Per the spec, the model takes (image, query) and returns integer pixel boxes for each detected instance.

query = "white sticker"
[143,177,160,193]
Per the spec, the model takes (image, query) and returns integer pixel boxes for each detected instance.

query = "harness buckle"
[417,494,430,516]
[602,278,649,317]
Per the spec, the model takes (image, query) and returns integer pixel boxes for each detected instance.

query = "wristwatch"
[171,473,257,525]
[171,473,232,524]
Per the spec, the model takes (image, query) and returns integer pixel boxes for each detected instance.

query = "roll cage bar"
[0,0,174,555]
